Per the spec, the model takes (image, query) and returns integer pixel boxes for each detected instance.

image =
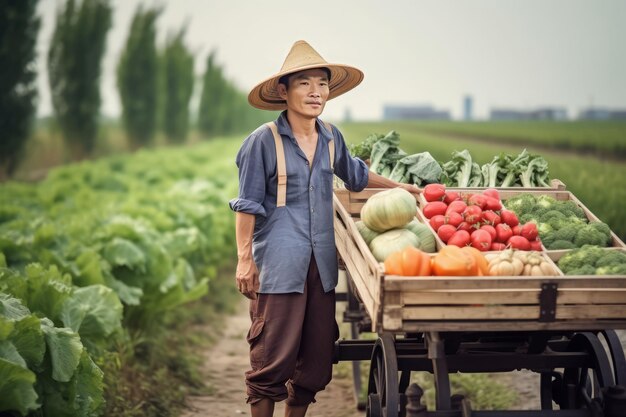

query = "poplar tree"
[117,5,160,148]
[48,0,112,161]
[0,0,40,180]
[162,28,194,143]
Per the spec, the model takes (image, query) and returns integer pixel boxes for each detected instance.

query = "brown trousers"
[245,254,339,406]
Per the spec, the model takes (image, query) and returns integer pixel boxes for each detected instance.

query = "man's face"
[277,68,330,119]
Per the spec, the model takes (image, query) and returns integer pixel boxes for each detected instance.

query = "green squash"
[360,188,417,233]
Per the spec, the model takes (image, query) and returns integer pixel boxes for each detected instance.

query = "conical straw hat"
[248,40,364,111]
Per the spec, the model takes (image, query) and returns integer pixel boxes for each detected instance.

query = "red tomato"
[422,201,448,219]
[437,224,457,243]
[500,210,519,227]
[520,222,539,241]
[483,188,500,200]
[471,229,492,251]
[468,194,488,209]
[491,242,507,251]
[508,235,531,251]
[457,221,475,233]
[480,224,497,241]
[463,205,483,224]
[481,210,501,226]
[445,211,464,227]
[443,191,461,204]
[447,230,471,247]
[423,183,446,202]
[483,196,502,211]
[429,215,446,231]
[495,223,513,243]
[446,200,467,214]
[529,240,543,251]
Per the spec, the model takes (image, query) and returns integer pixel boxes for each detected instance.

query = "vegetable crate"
[416,188,626,255]
[332,187,626,417]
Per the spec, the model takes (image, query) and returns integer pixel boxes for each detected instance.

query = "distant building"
[578,108,626,120]
[489,107,567,121]
[383,105,451,121]
[463,95,473,121]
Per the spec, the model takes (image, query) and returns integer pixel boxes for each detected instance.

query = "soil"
[180,297,363,417]
[180,293,626,416]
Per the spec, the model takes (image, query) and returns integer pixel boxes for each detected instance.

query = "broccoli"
[596,264,626,275]
[573,225,610,247]
[595,250,626,268]
[537,222,554,236]
[504,194,536,216]
[557,245,607,273]
[559,200,586,218]
[540,233,556,248]
[535,195,557,210]
[548,240,577,250]
[565,265,597,275]
[552,225,579,242]
[589,222,612,237]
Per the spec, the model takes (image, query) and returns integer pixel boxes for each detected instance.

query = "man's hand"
[235,257,259,300]
[397,182,422,196]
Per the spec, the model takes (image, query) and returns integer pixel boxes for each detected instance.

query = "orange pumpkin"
[384,246,432,276]
[431,245,478,276]
[461,246,490,276]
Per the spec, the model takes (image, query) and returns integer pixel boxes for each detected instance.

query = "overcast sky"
[35,0,626,121]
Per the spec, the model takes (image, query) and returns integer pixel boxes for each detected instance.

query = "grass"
[342,120,626,159]
[100,265,240,417]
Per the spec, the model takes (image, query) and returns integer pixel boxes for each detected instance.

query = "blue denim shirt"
[229,111,369,293]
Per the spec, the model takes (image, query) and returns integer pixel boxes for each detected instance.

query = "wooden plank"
[398,289,626,305]
[402,305,540,320]
[401,304,626,321]
[556,305,626,320]
[384,275,626,291]
[397,320,626,333]
[382,292,402,331]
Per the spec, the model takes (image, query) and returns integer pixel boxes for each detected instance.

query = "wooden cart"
[332,186,626,417]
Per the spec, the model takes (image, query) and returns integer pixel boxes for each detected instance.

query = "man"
[229,40,420,417]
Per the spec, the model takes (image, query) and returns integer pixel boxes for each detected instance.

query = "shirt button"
[311,208,314,213]
[305,160,309,165]
[313,241,317,247]
[310,186,314,191]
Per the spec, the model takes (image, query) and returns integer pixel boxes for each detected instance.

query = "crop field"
[360,120,626,158]
[338,121,626,241]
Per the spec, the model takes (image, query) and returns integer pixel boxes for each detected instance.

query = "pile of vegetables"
[357,188,436,261]
[484,249,559,276]
[504,194,613,250]
[349,131,551,188]
[421,185,542,251]
[383,245,490,277]
[557,245,626,275]
[348,130,442,186]
[441,149,550,188]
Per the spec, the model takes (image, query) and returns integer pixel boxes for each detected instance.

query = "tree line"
[0,0,269,180]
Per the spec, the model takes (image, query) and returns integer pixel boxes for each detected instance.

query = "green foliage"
[47,0,112,161]
[117,5,161,147]
[0,138,240,415]
[197,51,271,137]
[162,28,194,143]
[0,0,40,180]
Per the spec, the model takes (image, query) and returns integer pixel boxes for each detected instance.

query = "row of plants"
[350,120,626,158]
[0,138,241,416]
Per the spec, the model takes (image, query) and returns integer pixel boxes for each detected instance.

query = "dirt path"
[180,297,364,417]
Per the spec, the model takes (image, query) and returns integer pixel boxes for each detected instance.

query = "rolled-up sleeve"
[229,133,268,217]
[331,126,369,192]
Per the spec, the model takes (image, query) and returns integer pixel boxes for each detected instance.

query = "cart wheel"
[558,332,615,409]
[367,333,399,417]
[599,330,626,386]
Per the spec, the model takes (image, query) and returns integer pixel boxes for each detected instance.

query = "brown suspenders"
[265,121,335,208]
